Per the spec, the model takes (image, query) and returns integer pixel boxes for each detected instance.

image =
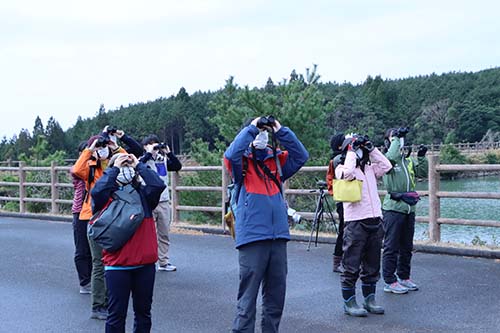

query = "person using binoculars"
[72,126,142,320]
[140,134,182,272]
[91,153,165,332]
[224,116,308,332]
[335,134,392,317]
[382,127,428,294]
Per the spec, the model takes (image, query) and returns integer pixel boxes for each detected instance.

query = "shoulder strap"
[256,160,283,195]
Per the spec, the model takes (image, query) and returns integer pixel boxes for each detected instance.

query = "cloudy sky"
[1,0,499,139]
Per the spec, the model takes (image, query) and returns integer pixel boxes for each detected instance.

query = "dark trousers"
[232,239,287,333]
[333,203,345,257]
[382,211,415,283]
[340,218,384,289]
[105,264,156,333]
[72,213,92,287]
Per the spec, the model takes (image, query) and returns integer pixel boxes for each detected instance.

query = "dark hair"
[330,133,345,157]
[77,141,87,155]
[141,134,161,146]
[384,128,396,140]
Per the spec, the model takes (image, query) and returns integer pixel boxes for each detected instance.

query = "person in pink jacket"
[335,134,392,317]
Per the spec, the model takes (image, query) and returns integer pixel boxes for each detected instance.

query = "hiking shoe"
[398,278,419,291]
[383,281,409,294]
[79,283,91,294]
[91,307,107,320]
[158,263,177,272]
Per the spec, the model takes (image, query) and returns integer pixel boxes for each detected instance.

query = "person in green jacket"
[382,127,428,294]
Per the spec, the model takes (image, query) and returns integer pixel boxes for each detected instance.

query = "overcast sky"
[1,0,499,139]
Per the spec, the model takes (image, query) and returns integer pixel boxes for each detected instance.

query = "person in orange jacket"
[72,128,141,320]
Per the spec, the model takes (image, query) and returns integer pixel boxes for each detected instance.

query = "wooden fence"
[1,159,500,243]
[0,141,498,168]
[0,161,73,214]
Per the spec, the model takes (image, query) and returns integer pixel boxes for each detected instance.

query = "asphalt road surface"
[1,217,499,332]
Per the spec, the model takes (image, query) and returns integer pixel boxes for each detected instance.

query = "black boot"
[343,296,368,317]
[362,284,384,315]
[333,255,343,273]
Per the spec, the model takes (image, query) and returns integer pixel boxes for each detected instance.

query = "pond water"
[414,175,500,245]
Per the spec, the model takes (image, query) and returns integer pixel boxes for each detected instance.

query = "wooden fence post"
[19,161,26,213]
[50,161,59,214]
[428,155,441,242]
[221,160,229,231]
[171,172,180,223]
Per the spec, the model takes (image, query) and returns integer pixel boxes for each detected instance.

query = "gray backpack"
[88,184,145,252]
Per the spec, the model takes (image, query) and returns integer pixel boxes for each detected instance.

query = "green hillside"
[1,66,499,164]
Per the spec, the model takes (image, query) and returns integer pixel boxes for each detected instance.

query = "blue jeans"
[105,264,156,333]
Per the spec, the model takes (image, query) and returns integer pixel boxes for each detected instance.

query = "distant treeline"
[1,65,499,165]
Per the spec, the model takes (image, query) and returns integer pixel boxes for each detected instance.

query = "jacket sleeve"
[72,149,94,182]
[413,156,428,178]
[275,127,309,181]
[136,162,166,210]
[119,134,144,158]
[385,138,401,164]
[335,151,357,180]
[224,125,259,184]
[166,152,182,171]
[90,167,120,213]
[139,152,153,164]
[326,160,334,195]
[370,148,393,178]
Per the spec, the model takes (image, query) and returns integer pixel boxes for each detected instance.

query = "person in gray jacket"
[140,134,182,272]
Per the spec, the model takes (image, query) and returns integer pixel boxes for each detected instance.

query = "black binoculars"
[257,116,276,130]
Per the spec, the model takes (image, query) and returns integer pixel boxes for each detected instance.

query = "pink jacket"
[335,148,392,222]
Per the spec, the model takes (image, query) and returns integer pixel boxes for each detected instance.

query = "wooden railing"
[1,159,500,243]
[426,155,500,242]
[0,161,72,214]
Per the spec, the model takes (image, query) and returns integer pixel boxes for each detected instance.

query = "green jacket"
[382,138,428,214]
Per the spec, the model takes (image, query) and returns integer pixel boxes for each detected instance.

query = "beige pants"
[153,201,172,266]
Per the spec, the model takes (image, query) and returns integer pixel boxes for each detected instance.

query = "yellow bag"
[224,210,236,239]
[332,179,363,202]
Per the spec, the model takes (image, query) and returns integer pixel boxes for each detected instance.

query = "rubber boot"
[333,255,343,273]
[362,283,385,315]
[343,296,368,317]
[363,294,385,314]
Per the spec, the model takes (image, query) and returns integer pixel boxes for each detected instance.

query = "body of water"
[414,175,500,245]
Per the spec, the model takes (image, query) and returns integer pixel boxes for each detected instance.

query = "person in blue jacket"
[224,116,308,333]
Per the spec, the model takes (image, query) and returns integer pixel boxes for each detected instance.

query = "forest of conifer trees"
[1,66,499,165]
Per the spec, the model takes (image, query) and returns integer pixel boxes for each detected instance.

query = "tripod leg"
[307,194,322,251]
[323,195,338,234]
[315,206,323,247]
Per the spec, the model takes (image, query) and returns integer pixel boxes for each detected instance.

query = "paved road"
[1,217,499,333]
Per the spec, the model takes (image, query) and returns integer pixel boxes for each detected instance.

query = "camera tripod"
[307,182,338,251]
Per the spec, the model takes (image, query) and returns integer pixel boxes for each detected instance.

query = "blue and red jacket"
[91,163,166,266]
[224,125,309,248]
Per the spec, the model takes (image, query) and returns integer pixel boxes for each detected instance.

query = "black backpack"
[88,184,145,252]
